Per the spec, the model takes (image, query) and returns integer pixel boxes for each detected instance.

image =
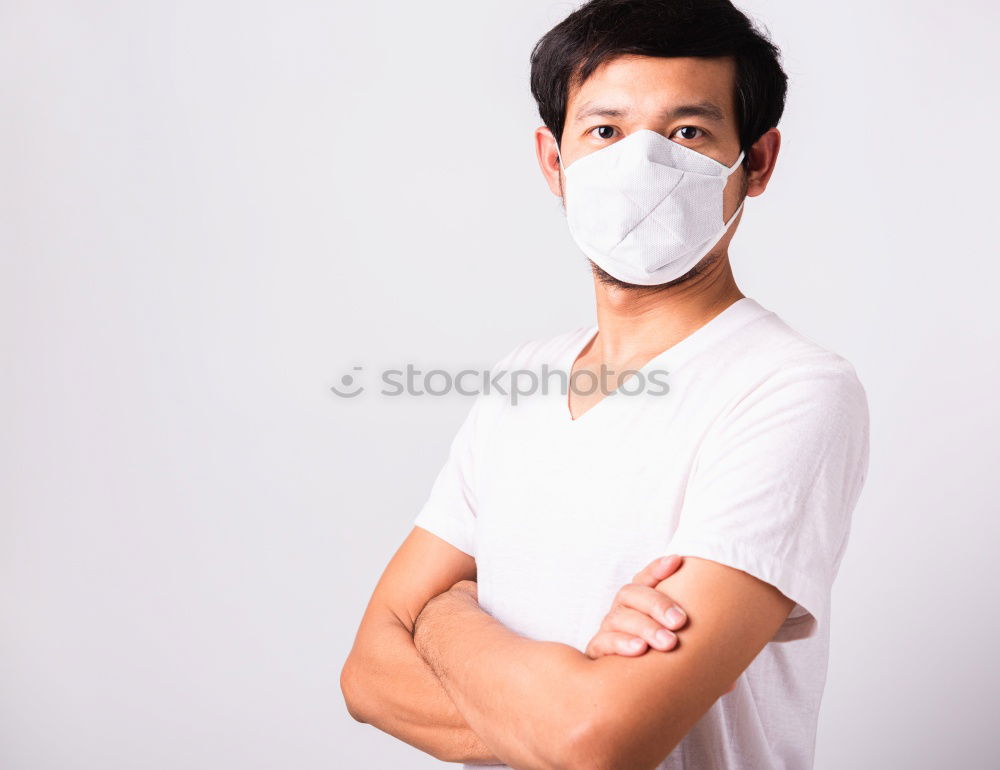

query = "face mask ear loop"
[727,150,747,175]
[721,150,747,229]
[724,198,746,230]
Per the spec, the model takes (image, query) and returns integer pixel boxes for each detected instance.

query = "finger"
[603,606,678,651]
[586,631,649,659]
[615,583,688,632]
[632,554,683,587]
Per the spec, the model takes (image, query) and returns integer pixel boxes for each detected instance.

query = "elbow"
[339,656,370,724]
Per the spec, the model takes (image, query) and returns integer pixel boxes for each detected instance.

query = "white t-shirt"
[413,297,870,770]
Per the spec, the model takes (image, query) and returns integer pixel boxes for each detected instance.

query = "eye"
[588,125,618,141]
[672,126,704,141]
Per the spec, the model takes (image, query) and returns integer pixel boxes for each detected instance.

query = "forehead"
[566,55,738,123]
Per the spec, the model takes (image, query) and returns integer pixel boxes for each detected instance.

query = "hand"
[585,554,689,659]
[584,555,740,696]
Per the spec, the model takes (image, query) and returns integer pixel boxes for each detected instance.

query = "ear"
[534,125,565,198]
[744,127,781,199]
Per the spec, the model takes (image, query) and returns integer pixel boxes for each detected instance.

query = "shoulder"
[708,308,870,436]
[730,304,868,402]
[489,325,596,372]
[464,326,594,422]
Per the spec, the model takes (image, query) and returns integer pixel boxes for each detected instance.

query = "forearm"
[413,586,596,770]
[343,611,502,764]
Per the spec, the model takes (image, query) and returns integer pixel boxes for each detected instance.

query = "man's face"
[558,53,746,222]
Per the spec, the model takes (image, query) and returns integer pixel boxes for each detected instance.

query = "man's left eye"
[673,126,703,140]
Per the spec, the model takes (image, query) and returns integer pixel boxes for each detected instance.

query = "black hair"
[529,0,787,159]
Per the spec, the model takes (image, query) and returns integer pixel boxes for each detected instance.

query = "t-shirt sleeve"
[412,394,485,558]
[665,359,870,641]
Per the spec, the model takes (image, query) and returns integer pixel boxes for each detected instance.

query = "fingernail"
[628,638,644,651]
[665,607,686,627]
[655,629,676,647]
[660,555,675,565]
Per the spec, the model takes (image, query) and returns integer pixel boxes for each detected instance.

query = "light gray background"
[2,1,998,768]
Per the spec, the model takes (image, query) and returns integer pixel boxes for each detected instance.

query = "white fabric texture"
[412,297,870,770]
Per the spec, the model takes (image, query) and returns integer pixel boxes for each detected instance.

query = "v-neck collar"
[562,297,772,423]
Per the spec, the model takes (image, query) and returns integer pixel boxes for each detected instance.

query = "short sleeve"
[666,360,870,641]
[412,395,485,557]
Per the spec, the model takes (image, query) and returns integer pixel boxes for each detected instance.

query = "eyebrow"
[572,100,726,124]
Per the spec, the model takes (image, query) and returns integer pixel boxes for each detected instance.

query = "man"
[341,1,870,768]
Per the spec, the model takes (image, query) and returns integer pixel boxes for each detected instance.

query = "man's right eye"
[589,125,618,140]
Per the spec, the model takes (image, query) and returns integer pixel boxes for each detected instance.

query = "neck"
[590,252,745,364]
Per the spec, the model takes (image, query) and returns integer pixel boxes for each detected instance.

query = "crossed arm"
[340,527,498,763]
[412,559,793,770]
[341,526,795,769]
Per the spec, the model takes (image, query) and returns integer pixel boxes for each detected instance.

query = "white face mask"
[556,128,746,286]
